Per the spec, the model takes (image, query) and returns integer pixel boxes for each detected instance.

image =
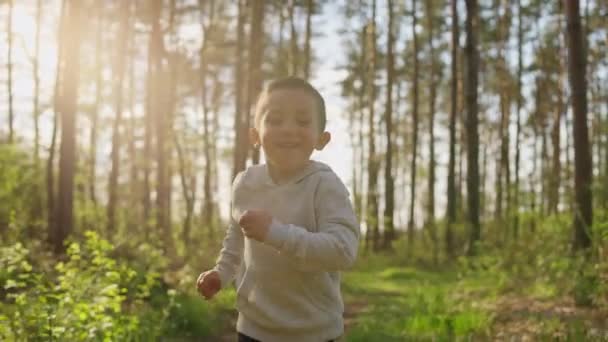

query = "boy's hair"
[254,77,327,132]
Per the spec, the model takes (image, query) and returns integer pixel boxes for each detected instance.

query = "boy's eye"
[297,119,311,126]
[266,115,282,125]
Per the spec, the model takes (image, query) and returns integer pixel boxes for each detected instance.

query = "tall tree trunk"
[31,0,44,227]
[358,26,368,251]
[303,0,313,79]
[54,0,83,254]
[249,0,265,164]
[288,0,299,76]
[33,0,42,167]
[495,1,511,222]
[232,0,247,180]
[143,12,155,239]
[465,0,481,256]
[89,3,103,205]
[202,67,213,230]
[383,0,395,250]
[565,0,592,251]
[175,133,196,250]
[366,0,380,252]
[549,6,566,215]
[155,0,176,255]
[6,0,14,143]
[47,0,67,245]
[426,0,438,264]
[106,0,130,236]
[513,0,523,238]
[127,10,139,232]
[446,0,459,258]
[407,0,420,250]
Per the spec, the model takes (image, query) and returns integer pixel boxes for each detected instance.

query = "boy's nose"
[278,121,298,133]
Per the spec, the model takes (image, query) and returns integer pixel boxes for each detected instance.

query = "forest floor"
[207,261,608,341]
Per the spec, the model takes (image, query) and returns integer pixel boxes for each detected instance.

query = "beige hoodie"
[213,161,360,342]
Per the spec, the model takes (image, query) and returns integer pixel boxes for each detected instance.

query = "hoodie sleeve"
[212,172,245,288]
[264,171,360,272]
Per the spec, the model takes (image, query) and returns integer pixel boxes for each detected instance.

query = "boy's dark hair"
[255,77,327,132]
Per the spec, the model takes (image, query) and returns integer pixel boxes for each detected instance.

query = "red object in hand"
[197,270,221,300]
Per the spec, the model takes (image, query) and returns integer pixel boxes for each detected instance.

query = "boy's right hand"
[197,270,221,300]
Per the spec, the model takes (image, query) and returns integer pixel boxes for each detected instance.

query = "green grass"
[343,262,495,341]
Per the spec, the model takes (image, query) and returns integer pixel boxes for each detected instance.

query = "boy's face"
[250,88,330,176]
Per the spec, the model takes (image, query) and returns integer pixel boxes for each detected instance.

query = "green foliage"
[0,231,166,341]
[0,145,41,242]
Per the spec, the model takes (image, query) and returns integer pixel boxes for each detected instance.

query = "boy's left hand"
[239,210,272,242]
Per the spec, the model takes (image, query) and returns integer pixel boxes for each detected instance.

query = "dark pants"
[238,332,336,342]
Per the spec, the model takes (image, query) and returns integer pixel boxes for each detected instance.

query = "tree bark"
[89,2,103,205]
[47,0,67,246]
[107,0,130,236]
[232,0,247,180]
[465,0,481,256]
[407,0,420,250]
[383,0,395,250]
[303,0,313,79]
[249,0,265,164]
[513,0,523,238]
[565,0,593,251]
[366,0,380,252]
[426,0,438,264]
[54,0,83,254]
[288,0,299,76]
[33,0,42,168]
[6,0,14,143]
[446,0,459,258]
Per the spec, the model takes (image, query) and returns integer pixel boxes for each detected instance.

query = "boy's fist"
[197,270,221,300]
[239,209,272,242]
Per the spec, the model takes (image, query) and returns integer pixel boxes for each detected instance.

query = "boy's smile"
[250,88,330,184]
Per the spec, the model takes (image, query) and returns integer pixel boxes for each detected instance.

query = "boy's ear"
[249,127,261,148]
[315,131,331,150]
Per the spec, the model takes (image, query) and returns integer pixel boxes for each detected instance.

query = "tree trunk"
[127,10,139,232]
[89,3,103,205]
[288,0,299,76]
[6,0,14,143]
[383,0,395,250]
[31,0,44,227]
[155,0,176,255]
[143,9,155,238]
[249,0,265,164]
[175,132,196,251]
[47,0,67,245]
[446,0,459,258]
[465,0,481,256]
[407,0,420,250]
[202,69,213,230]
[549,12,565,215]
[565,0,592,251]
[54,0,83,254]
[303,0,313,80]
[513,0,523,238]
[426,0,438,264]
[366,0,380,252]
[358,26,368,252]
[33,0,42,167]
[232,0,247,180]
[107,0,130,236]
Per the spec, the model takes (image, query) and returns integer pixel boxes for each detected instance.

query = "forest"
[0,0,607,340]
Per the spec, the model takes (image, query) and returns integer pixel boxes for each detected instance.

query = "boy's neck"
[266,160,312,185]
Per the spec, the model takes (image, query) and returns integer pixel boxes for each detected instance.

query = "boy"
[197,77,359,342]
